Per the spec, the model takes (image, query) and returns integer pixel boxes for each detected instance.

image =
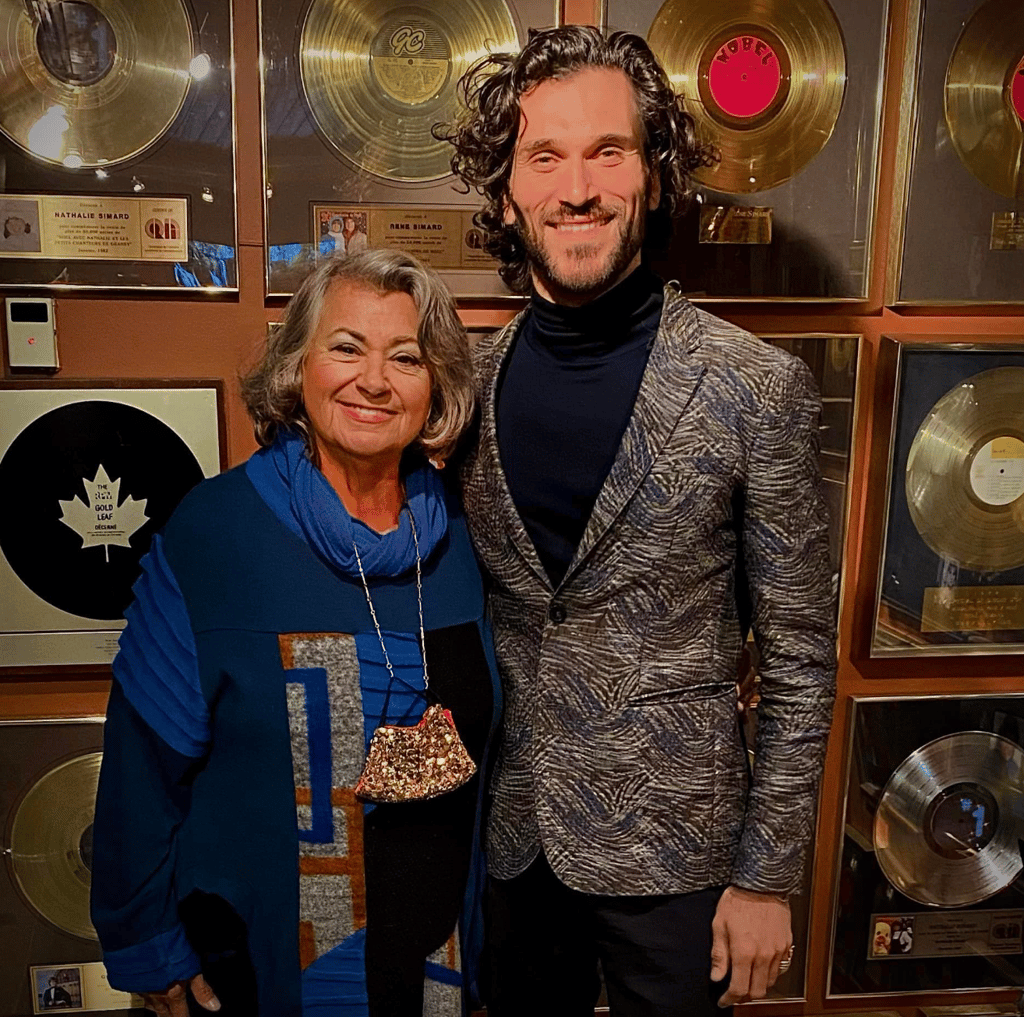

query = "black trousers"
[484,854,731,1017]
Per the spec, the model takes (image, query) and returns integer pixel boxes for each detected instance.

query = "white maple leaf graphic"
[58,465,149,563]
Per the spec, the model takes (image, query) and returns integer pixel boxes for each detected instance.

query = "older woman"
[90,250,500,1017]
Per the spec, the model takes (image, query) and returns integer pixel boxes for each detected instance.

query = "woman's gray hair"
[241,248,474,462]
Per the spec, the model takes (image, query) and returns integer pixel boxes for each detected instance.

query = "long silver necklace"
[352,511,429,701]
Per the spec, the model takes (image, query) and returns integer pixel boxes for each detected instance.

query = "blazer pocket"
[627,683,734,707]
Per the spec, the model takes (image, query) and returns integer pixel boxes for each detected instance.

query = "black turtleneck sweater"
[496,266,664,587]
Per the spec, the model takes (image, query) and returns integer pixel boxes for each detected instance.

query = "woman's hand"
[141,974,220,1016]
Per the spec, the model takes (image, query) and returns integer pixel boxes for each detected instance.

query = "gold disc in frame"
[8,751,101,941]
[873,731,1024,908]
[300,0,518,183]
[905,366,1024,573]
[944,0,1024,199]
[648,0,847,193]
[0,0,193,169]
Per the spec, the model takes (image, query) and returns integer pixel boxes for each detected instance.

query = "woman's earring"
[428,456,445,471]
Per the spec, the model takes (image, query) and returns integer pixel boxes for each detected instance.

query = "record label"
[706,34,783,121]
[36,2,116,86]
[370,18,450,106]
[0,400,204,621]
[970,436,1024,507]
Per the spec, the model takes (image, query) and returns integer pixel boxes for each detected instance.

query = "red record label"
[707,35,783,120]
[1012,54,1024,124]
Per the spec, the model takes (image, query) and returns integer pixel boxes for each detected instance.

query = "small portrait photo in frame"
[314,205,370,260]
[31,965,83,1013]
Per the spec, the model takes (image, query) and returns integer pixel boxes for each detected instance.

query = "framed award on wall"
[0,382,224,670]
[260,0,559,298]
[828,695,1024,999]
[0,717,146,1016]
[602,0,888,301]
[871,340,1024,657]
[0,0,237,292]
[888,0,1024,305]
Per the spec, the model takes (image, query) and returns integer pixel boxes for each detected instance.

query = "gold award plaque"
[991,211,1024,251]
[313,203,497,271]
[921,585,1024,633]
[0,195,188,262]
[699,205,773,244]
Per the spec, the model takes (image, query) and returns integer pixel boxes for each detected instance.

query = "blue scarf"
[245,430,448,578]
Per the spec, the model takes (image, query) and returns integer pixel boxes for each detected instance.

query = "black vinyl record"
[0,400,204,621]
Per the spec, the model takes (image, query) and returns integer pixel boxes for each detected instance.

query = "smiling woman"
[89,250,500,1017]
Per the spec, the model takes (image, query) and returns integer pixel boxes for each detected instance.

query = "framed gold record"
[0,719,106,1017]
[888,0,1024,304]
[648,0,846,195]
[603,0,887,301]
[871,339,1024,657]
[0,0,237,291]
[260,0,559,298]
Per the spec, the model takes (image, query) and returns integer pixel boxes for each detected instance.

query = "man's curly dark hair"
[435,25,717,294]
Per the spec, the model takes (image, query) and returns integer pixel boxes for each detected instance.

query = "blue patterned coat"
[461,283,837,896]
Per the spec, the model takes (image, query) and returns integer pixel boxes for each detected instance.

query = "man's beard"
[510,198,647,304]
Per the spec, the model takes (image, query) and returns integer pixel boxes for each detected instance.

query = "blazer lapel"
[466,311,555,592]
[561,286,707,588]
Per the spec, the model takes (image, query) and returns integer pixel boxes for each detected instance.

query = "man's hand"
[735,643,759,715]
[710,885,792,1006]
[141,974,220,1017]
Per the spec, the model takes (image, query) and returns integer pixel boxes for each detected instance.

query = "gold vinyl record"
[647,0,846,193]
[944,0,1024,200]
[905,366,1024,573]
[0,0,193,168]
[8,751,101,941]
[300,0,518,183]
[873,731,1024,907]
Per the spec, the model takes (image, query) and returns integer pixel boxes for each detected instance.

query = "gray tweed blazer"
[461,283,837,897]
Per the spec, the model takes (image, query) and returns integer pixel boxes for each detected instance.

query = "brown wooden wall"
[2,1,1022,1014]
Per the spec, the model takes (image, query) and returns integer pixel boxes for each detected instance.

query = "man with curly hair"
[439,25,836,1016]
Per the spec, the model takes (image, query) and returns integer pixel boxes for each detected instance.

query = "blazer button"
[548,601,567,624]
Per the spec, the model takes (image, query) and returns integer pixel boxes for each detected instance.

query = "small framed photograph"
[31,965,83,1013]
[28,962,142,1014]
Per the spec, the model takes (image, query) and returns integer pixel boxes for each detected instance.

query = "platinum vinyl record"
[873,731,1024,907]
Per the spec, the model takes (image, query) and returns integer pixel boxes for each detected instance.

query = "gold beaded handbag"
[352,514,477,804]
[355,703,476,803]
